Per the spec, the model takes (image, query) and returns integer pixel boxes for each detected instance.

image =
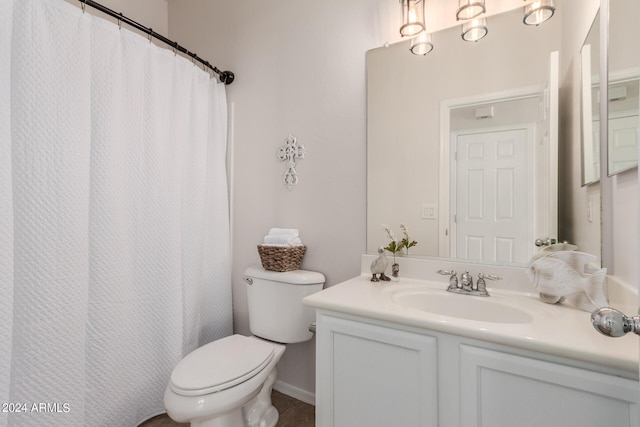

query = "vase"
[391,262,400,282]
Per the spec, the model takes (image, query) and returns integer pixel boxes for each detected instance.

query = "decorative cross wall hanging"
[277,134,306,190]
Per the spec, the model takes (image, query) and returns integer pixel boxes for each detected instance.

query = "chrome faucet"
[460,271,473,291]
[436,270,501,297]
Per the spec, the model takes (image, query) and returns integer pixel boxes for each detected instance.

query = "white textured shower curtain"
[0,1,233,426]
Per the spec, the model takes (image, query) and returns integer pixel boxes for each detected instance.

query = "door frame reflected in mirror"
[439,66,558,265]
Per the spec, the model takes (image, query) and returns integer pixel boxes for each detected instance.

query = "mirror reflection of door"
[452,127,532,263]
[440,51,558,264]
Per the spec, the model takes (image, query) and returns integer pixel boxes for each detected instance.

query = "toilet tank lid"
[245,265,325,285]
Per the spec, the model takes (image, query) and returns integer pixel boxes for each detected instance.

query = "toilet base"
[243,368,279,427]
[187,368,279,427]
[190,410,244,427]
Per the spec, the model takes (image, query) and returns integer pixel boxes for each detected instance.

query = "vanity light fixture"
[461,17,488,42]
[456,0,486,21]
[523,0,555,26]
[400,0,425,37]
[410,32,434,55]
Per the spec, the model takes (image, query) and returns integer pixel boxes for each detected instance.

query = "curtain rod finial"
[220,71,235,85]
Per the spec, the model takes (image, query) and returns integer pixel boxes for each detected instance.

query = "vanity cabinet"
[315,313,438,427]
[315,311,639,427]
[459,345,639,427]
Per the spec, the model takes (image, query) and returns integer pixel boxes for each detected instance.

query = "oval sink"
[392,291,534,324]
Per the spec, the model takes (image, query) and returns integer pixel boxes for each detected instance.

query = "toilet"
[164,265,325,427]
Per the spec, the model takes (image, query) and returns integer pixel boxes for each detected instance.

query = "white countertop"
[304,263,640,376]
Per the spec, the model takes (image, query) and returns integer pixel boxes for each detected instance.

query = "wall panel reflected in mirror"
[367,7,561,266]
[607,0,639,177]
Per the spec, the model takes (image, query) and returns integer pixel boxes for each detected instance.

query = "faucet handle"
[436,269,456,276]
[478,273,502,281]
[437,269,459,290]
[476,273,501,295]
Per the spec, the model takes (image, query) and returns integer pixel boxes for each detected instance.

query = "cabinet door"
[316,314,438,427]
[459,345,639,427]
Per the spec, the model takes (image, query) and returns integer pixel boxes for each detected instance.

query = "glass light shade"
[523,0,555,26]
[410,32,434,55]
[400,0,425,37]
[456,0,486,21]
[461,18,488,42]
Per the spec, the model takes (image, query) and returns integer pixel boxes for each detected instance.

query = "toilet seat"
[169,335,275,396]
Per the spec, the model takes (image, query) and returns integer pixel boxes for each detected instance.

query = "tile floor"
[139,390,314,427]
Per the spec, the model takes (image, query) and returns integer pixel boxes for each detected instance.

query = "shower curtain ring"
[148,29,152,43]
[81,0,86,13]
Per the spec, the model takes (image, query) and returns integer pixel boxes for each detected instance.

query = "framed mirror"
[607,0,639,177]
[366,6,561,265]
[580,11,600,185]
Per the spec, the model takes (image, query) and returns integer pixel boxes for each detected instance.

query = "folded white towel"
[263,235,303,246]
[268,228,299,237]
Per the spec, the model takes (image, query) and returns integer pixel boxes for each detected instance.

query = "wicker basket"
[257,245,306,272]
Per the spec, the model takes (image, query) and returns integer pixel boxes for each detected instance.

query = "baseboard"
[273,380,316,406]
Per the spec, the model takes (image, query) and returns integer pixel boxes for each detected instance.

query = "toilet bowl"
[164,266,325,427]
[164,335,285,427]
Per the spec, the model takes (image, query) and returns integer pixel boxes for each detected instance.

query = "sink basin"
[392,291,534,324]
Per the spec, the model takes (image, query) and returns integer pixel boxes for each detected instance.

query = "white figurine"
[370,247,390,282]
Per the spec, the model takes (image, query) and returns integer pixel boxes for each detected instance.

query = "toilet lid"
[170,335,275,396]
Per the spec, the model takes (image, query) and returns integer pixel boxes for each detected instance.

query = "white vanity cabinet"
[459,345,639,427]
[315,313,439,427]
[315,311,639,427]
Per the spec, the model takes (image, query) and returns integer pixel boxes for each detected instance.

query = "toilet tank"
[244,265,325,343]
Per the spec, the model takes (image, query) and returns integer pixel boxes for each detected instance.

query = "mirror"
[367,7,561,265]
[580,11,600,185]
[583,0,640,184]
[607,0,639,177]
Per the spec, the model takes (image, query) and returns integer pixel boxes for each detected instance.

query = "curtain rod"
[80,0,235,85]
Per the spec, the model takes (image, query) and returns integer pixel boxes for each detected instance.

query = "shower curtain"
[0,1,233,426]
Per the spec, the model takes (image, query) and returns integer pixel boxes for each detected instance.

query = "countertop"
[304,272,640,376]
